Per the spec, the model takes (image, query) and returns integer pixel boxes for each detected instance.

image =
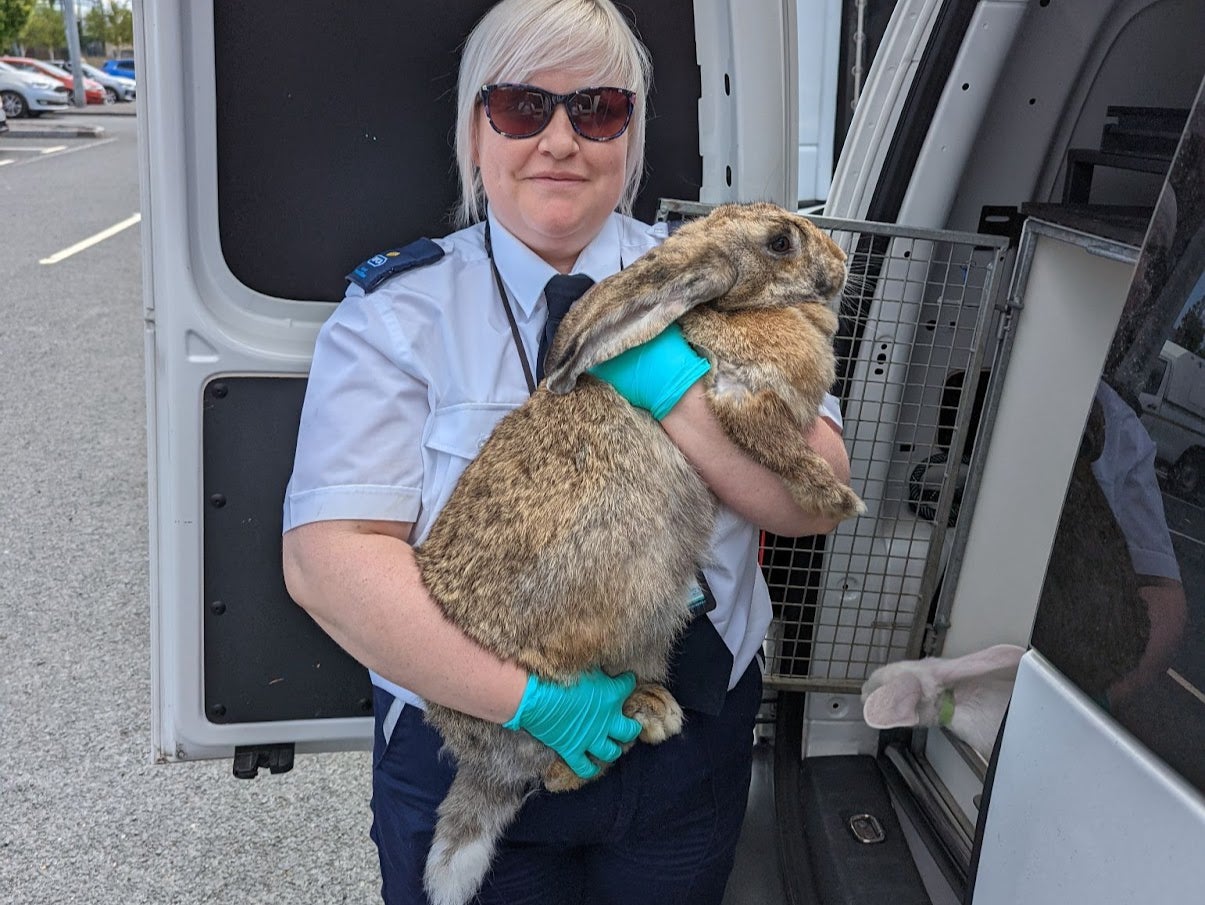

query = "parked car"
[0,60,71,118]
[0,56,105,105]
[52,59,135,104]
[103,58,135,79]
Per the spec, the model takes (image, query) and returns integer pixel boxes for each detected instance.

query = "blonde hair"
[453,0,653,227]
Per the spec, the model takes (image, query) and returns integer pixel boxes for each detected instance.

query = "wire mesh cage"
[657,200,1013,693]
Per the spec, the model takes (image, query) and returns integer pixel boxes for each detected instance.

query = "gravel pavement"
[1,110,381,905]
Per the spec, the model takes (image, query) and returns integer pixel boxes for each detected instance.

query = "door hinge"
[232,743,295,779]
[922,620,950,657]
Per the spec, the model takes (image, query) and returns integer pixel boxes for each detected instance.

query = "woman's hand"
[503,669,642,779]
[587,322,710,419]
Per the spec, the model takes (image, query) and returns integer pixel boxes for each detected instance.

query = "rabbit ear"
[543,239,738,394]
[929,644,1025,687]
[862,672,925,729]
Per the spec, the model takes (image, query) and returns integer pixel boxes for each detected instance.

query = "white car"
[0,60,70,118]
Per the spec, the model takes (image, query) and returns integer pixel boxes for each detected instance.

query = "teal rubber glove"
[502,669,642,779]
[588,323,711,420]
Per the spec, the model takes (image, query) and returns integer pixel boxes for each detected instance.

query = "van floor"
[723,744,961,905]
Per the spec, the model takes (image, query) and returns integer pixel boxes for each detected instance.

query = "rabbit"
[861,644,1026,759]
[414,202,865,905]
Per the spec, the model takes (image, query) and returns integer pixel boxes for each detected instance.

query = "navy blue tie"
[537,274,594,382]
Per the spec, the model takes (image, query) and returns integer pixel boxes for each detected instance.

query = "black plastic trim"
[773,691,820,904]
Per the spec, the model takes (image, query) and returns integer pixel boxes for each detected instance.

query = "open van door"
[141,0,801,768]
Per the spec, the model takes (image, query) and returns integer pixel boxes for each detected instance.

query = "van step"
[796,755,932,905]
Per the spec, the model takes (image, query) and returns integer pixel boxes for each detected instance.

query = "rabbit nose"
[815,268,844,299]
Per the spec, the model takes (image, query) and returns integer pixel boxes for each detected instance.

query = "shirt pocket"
[425,402,515,459]
[420,403,517,531]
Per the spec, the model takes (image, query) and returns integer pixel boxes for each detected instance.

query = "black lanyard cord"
[481,218,624,398]
[484,220,538,395]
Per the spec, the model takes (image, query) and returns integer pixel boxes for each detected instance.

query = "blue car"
[103,58,135,78]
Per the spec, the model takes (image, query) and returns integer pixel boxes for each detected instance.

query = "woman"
[282,1,851,902]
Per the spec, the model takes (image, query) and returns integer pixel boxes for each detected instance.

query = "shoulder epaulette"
[347,238,445,292]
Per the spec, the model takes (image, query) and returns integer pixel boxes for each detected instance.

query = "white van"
[140,1,1204,902]
[1139,340,1205,498]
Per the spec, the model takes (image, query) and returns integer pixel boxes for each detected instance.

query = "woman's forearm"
[660,382,851,537]
[282,519,528,722]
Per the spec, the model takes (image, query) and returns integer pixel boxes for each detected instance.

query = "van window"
[1143,357,1167,395]
[1031,113,1205,794]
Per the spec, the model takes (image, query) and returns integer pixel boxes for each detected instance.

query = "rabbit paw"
[791,479,866,522]
[623,683,684,745]
[543,758,588,793]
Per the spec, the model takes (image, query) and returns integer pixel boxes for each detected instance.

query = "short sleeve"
[819,392,844,432]
[283,288,429,532]
[1090,385,1181,582]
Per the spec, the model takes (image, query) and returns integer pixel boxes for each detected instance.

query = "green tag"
[938,689,955,727]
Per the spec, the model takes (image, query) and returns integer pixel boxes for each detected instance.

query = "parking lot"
[1,108,381,904]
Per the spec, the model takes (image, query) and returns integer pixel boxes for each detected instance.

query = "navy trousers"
[369,659,762,905]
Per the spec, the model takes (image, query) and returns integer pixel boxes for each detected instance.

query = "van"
[140,1,1204,902]
[1139,340,1205,499]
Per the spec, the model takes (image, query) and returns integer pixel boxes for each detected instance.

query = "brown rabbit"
[415,202,864,905]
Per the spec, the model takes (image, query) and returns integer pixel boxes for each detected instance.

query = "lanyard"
[482,218,623,397]
[483,220,538,395]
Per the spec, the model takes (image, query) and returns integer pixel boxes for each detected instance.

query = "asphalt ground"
[1,109,380,904]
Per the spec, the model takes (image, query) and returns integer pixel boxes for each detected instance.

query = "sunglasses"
[479,83,636,142]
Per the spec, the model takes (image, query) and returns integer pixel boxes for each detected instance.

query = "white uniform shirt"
[1091,382,1181,582]
[284,210,844,709]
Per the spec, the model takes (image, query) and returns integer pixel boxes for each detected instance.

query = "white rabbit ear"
[862,672,925,729]
[543,242,738,394]
[930,644,1025,687]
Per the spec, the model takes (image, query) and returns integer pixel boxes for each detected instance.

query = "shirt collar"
[486,209,624,317]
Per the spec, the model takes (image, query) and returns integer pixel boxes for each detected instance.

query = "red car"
[0,56,105,105]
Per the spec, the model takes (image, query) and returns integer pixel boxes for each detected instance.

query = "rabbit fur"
[414,202,864,905]
[861,644,1025,759]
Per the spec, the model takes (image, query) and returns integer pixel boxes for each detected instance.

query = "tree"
[79,1,131,54]
[81,1,108,47]
[106,0,131,47]
[18,0,63,57]
[0,0,34,52]
[1172,298,1205,357]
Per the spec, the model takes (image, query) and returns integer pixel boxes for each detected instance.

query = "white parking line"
[0,136,117,168]
[1168,668,1205,705]
[39,213,142,265]
[0,159,11,167]
[1,144,67,153]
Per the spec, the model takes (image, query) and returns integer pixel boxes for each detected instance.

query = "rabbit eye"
[768,234,793,254]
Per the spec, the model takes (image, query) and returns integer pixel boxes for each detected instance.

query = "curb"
[3,124,106,139]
